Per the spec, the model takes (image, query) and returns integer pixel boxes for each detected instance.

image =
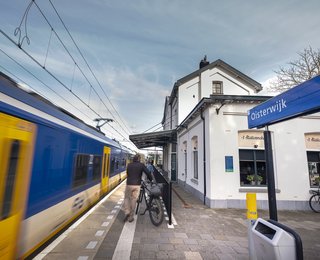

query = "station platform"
[34,181,320,260]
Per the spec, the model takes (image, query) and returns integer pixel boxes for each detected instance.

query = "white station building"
[130,58,320,210]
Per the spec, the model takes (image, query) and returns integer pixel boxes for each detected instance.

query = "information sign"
[248,75,320,128]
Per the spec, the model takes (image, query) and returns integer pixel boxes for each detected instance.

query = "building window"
[307,151,320,187]
[239,149,266,186]
[182,141,187,180]
[172,143,177,153]
[184,151,187,178]
[192,136,198,180]
[193,150,198,179]
[212,81,223,94]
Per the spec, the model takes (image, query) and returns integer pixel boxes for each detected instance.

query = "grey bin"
[251,218,296,260]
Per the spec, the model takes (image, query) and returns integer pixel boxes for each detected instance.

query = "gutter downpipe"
[200,108,206,205]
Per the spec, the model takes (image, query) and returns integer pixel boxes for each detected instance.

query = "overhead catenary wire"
[47,0,132,136]
[0,0,136,145]
[142,109,178,133]
[0,48,91,122]
[33,0,132,139]
[0,29,131,144]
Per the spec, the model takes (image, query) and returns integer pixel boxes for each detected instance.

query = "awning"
[129,129,177,149]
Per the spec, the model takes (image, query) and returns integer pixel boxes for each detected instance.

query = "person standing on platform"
[146,159,155,180]
[123,154,153,222]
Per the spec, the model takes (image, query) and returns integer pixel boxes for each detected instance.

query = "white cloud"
[2,0,320,141]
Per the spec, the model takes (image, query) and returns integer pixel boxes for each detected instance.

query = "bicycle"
[135,179,164,226]
[309,184,320,213]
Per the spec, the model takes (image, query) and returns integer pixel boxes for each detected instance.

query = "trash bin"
[251,218,297,260]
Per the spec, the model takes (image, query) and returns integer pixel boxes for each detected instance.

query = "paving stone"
[142,243,158,251]
[168,237,184,244]
[184,251,203,260]
[40,180,320,260]
[183,238,199,245]
[200,233,213,240]
[158,244,175,251]
[174,232,188,239]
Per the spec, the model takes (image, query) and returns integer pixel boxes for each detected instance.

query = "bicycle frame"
[135,180,164,226]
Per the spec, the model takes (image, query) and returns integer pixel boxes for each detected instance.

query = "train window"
[1,140,20,220]
[92,156,102,181]
[102,154,106,178]
[110,157,115,174]
[73,154,89,188]
[103,154,110,178]
[116,160,119,170]
[106,154,110,176]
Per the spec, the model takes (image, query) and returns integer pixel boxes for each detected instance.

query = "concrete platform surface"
[34,181,320,260]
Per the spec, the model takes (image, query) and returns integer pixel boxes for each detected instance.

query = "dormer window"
[212,81,223,94]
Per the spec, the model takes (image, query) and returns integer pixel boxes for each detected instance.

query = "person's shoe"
[128,217,134,222]
[123,214,129,222]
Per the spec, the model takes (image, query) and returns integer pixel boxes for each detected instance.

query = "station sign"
[248,75,320,129]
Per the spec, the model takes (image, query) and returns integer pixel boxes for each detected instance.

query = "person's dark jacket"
[126,161,153,185]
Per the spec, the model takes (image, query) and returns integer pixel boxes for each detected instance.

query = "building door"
[101,146,111,195]
[184,152,187,186]
[0,113,36,260]
[171,153,177,181]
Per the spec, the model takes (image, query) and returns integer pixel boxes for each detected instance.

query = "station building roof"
[129,129,176,149]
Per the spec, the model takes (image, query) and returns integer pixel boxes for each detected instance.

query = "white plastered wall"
[207,103,320,208]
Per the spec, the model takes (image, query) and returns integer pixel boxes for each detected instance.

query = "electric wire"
[0,0,134,144]
[47,0,132,136]
[0,29,130,143]
[1,0,168,147]
[19,0,132,140]
[0,48,91,122]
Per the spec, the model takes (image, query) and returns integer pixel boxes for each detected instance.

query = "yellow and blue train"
[0,72,132,259]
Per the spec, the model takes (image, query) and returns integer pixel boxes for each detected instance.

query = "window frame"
[73,154,90,188]
[239,149,266,186]
[212,81,223,94]
[193,150,198,179]
[307,151,320,187]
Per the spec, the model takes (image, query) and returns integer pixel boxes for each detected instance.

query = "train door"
[101,146,111,195]
[0,113,36,260]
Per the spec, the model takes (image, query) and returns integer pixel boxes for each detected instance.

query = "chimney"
[199,55,209,69]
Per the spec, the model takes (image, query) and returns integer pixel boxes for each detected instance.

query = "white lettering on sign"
[250,98,287,121]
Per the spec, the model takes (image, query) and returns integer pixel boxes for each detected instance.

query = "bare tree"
[270,47,320,92]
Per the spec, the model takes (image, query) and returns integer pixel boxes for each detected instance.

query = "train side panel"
[0,74,130,258]
[0,113,36,260]
[19,183,100,257]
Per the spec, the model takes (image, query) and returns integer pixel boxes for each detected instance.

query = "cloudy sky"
[1,0,320,151]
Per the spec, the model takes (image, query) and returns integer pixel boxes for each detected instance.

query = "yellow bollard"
[246,193,258,220]
[246,193,257,260]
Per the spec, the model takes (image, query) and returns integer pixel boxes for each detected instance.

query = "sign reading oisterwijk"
[248,75,320,129]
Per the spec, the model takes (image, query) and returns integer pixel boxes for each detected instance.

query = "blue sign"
[248,75,320,128]
[225,156,233,172]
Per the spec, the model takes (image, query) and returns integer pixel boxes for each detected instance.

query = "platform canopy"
[129,129,177,149]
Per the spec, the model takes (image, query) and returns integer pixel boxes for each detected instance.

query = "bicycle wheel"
[309,194,320,213]
[148,197,164,226]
